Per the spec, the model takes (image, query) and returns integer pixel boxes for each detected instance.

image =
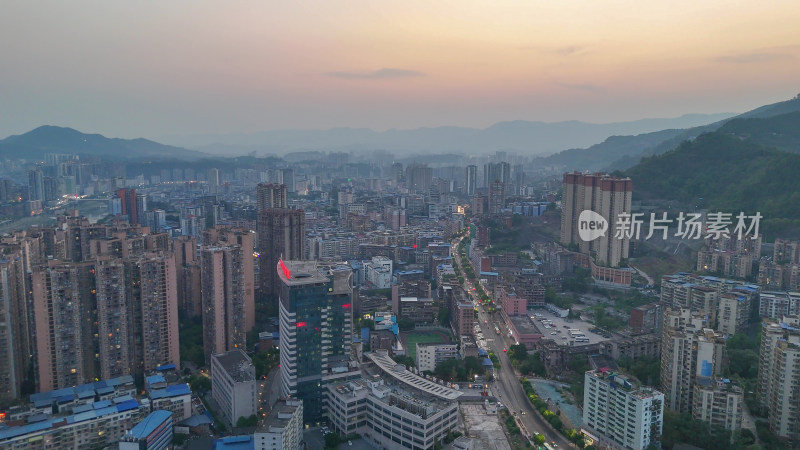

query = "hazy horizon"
[2,1,798,140]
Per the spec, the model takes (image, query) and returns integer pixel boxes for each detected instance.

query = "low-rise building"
[416,343,459,373]
[327,351,462,450]
[254,398,303,450]
[147,378,193,422]
[0,397,148,449]
[397,297,437,325]
[211,349,257,427]
[119,409,174,450]
[599,333,661,362]
[503,314,542,348]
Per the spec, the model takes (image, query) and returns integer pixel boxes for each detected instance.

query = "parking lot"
[530,309,611,347]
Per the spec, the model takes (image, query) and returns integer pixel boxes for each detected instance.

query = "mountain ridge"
[158,113,736,156]
[0,125,204,160]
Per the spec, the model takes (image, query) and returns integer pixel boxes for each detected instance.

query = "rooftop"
[367,351,462,401]
[149,383,192,399]
[212,349,255,383]
[0,398,141,442]
[126,410,172,439]
[277,260,330,286]
[213,435,255,450]
[29,374,135,407]
[509,315,540,335]
[258,399,302,432]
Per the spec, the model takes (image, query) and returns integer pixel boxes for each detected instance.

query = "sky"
[1,1,799,140]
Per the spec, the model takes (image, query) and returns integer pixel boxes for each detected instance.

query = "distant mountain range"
[540,95,800,172]
[0,125,203,161]
[159,113,736,156]
[3,95,798,165]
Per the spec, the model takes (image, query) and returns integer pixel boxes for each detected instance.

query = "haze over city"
[1,1,799,141]
[2,2,800,450]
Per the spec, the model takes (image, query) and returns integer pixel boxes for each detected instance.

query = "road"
[453,234,573,449]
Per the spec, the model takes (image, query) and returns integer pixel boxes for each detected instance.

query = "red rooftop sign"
[279,259,291,279]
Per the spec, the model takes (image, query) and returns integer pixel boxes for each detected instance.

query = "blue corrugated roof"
[116,399,140,412]
[128,410,173,438]
[72,404,94,414]
[0,419,54,440]
[214,435,255,450]
[113,394,133,404]
[482,358,494,367]
[146,374,166,385]
[149,383,191,399]
[96,386,115,395]
[156,364,177,371]
[93,400,112,409]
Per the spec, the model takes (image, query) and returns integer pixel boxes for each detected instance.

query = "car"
[503,348,507,352]
[550,332,557,335]
[348,441,353,446]
[521,411,526,415]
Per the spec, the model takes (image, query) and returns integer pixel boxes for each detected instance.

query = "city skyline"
[1,1,798,139]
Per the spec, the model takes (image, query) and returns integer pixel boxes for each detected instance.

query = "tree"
[437,308,451,327]
[324,432,341,449]
[187,375,211,394]
[236,414,258,428]
[397,318,415,331]
[507,344,528,362]
[534,434,546,445]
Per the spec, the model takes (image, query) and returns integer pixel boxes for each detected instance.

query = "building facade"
[278,261,355,424]
[254,398,304,450]
[582,369,664,450]
[560,172,632,268]
[211,349,258,427]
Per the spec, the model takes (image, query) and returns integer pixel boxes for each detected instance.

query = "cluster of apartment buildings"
[0,213,259,405]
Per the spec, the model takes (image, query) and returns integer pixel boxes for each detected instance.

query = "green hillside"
[716,111,800,153]
[624,132,800,238]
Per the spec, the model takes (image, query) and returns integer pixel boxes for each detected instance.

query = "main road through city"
[453,235,573,449]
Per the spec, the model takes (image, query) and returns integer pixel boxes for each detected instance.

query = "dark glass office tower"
[278,261,354,424]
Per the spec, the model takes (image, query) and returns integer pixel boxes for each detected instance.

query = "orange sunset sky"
[1,1,798,139]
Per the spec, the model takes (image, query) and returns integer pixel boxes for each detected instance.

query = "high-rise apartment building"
[32,262,94,391]
[660,308,725,414]
[207,168,220,193]
[280,168,296,193]
[465,165,477,196]
[483,161,510,187]
[95,259,130,380]
[257,183,288,212]
[124,254,181,374]
[692,377,743,432]
[278,260,355,424]
[757,316,800,442]
[561,172,633,267]
[0,257,30,403]
[116,188,139,224]
[201,245,247,363]
[28,168,44,202]
[258,209,305,297]
[488,180,505,214]
[405,164,432,193]
[582,369,664,450]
